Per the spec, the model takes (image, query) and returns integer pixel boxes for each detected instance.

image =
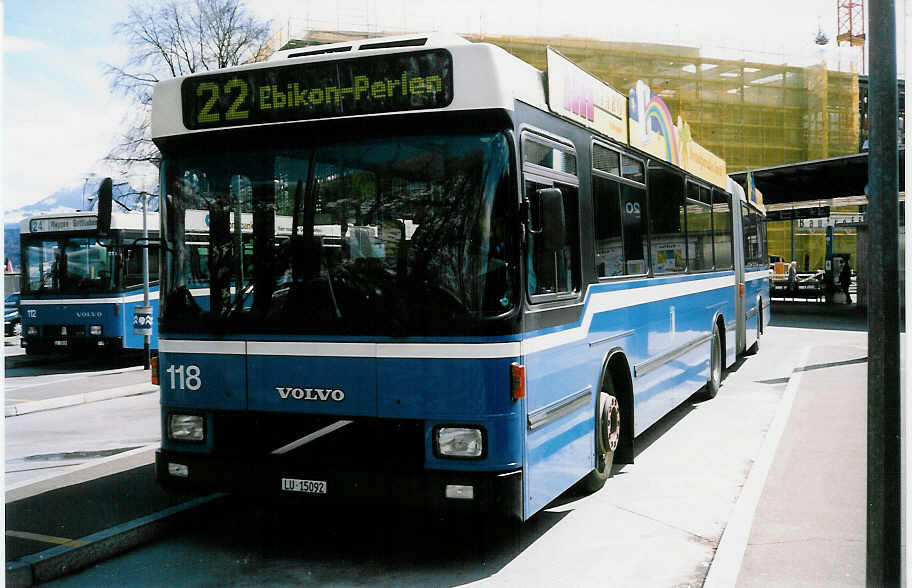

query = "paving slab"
[736,344,867,587]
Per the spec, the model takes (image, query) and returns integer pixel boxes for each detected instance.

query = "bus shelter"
[730,149,905,307]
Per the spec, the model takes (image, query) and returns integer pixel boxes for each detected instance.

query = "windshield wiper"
[222,283,255,318]
[324,261,342,320]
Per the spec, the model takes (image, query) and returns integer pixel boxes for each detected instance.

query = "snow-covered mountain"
[3,179,144,225]
[3,179,144,271]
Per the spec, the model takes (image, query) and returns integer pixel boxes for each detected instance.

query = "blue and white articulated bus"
[151,34,769,519]
[19,210,160,355]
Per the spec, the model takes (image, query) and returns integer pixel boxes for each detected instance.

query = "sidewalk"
[708,343,868,587]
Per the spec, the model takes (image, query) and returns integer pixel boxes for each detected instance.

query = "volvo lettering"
[276,387,345,402]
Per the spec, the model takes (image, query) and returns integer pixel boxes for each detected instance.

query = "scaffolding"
[275,29,861,173]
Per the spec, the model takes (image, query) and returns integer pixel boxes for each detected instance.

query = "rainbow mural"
[628,80,726,188]
[643,98,679,165]
[544,54,726,188]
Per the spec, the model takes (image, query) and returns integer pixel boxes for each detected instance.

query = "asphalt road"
[27,311,866,588]
[4,306,873,587]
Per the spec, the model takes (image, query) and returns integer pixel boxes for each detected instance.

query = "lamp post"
[81,173,96,210]
[141,191,151,370]
[129,188,153,371]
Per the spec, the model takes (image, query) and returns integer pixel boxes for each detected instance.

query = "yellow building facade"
[283,30,861,172]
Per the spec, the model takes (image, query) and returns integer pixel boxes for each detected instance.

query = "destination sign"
[181,49,454,130]
[29,216,97,233]
[766,206,831,222]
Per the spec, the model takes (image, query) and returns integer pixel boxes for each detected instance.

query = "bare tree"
[106,0,273,166]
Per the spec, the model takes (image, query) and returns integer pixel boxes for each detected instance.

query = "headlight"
[89,325,103,336]
[26,326,38,336]
[168,414,204,442]
[436,427,483,458]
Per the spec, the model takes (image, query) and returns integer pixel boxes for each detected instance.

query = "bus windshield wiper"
[324,261,342,320]
[222,283,255,318]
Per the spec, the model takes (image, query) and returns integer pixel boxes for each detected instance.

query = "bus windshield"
[23,237,117,294]
[160,132,517,336]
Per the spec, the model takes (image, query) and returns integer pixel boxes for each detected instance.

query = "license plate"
[54,340,68,346]
[281,478,327,494]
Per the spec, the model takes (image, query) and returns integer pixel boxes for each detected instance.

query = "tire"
[581,379,620,493]
[702,323,722,400]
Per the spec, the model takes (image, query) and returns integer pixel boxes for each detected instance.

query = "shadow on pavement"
[175,495,566,586]
[4,351,144,378]
[769,301,868,332]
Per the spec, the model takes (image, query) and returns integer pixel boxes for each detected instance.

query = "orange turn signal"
[511,362,526,400]
[150,355,159,386]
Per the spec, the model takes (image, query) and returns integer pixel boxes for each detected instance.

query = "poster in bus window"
[596,241,623,277]
[626,259,646,275]
[653,242,683,272]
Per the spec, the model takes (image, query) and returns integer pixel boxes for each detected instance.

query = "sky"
[0,0,888,212]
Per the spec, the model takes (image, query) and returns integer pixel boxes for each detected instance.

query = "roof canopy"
[730,149,905,206]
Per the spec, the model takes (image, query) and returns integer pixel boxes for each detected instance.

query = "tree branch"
[107,0,272,168]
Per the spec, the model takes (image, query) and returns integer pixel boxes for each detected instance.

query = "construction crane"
[836,0,866,73]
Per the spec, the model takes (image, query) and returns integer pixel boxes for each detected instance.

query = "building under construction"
[276,29,861,173]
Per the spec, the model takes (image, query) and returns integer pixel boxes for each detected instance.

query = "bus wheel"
[581,382,620,493]
[702,323,722,399]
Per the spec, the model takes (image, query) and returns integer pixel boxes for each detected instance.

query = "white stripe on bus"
[158,340,246,354]
[21,292,161,306]
[247,341,375,357]
[745,269,770,282]
[164,340,524,359]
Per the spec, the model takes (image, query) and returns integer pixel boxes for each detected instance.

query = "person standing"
[839,258,852,304]
[788,261,798,297]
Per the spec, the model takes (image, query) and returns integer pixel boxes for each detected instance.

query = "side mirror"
[97,177,113,237]
[532,187,566,250]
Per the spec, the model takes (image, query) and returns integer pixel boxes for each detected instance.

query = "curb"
[5,383,158,417]
[702,346,812,588]
[5,492,227,587]
[6,445,158,504]
[4,352,68,370]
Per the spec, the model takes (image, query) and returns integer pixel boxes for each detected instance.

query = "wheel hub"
[607,396,620,452]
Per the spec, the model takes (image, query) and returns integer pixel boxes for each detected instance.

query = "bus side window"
[712,188,733,269]
[686,182,713,271]
[593,175,647,277]
[522,133,579,300]
[592,175,623,277]
[647,164,686,273]
[526,180,579,297]
[620,183,647,275]
[742,209,763,267]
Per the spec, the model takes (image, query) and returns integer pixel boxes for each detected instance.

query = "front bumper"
[22,335,122,352]
[155,449,522,518]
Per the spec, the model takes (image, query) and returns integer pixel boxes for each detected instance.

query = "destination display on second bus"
[181,49,454,130]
